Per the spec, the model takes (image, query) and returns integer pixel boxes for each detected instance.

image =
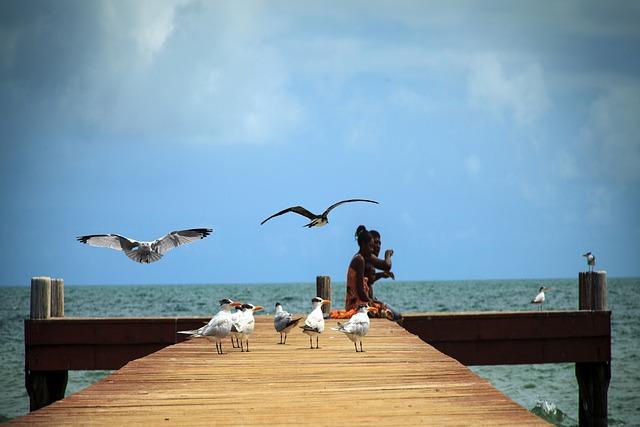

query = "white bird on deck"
[582,252,596,272]
[230,303,263,352]
[274,302,303,344]
[260,199,378,228]
[332,304,378,352]
[229,305,244,348]
[301,296,330,349]
[530,287,550,310]
[77,228,212,263]
[178,299,242,354]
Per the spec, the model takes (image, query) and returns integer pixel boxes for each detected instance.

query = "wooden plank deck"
[11,317,551,426]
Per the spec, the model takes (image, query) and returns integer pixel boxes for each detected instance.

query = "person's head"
[370,229,381,256]
[355,225,373,255]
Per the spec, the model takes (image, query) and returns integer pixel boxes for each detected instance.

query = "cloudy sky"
[1,1,639,286]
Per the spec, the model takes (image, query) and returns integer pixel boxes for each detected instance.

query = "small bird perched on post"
[332,304,378,352]
[301,296,330,349]
[582,252,596,272]
[274,302,302,344]
[530,286,550,310]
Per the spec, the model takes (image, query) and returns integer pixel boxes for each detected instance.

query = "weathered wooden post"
[316,276,331,317]
[576,271,610,427]
[51,278,64,317]
[26,276,68,411]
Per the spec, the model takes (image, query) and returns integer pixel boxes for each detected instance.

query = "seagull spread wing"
[77,234,138,252]
[323,199,379,215]
[152,228,213,254]
[261,206,317,225]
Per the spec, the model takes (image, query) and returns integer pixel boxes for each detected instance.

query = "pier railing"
[24,272,610,427]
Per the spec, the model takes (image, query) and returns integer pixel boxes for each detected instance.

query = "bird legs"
[279,333,287,345]
[215,342,225,355]
[354,342,365,352]
[309,335,320,349]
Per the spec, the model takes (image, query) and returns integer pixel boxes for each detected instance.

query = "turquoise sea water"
[1,278,638,425]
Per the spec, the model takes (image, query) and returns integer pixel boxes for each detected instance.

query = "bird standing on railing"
[274,302,302,344]
[582,252,596,272]
[301,297,330,349]
[178,299,242,354]
[332,304,378,352]
[530,287,550,310]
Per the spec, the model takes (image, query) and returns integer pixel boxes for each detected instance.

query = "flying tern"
[260,199,378,228]
[301,296,330,349]
[274,302,303,344]
[231,303,263,352]
[332,304,378,352]
[178,299,242,354]
[530,287,550,310]
[582,252,596,272]
[77,228,212,263]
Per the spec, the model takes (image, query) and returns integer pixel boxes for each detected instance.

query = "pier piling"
[26,276,68,411]
[576,271,610,427]
[316,275,331,316]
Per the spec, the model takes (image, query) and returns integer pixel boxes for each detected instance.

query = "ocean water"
[1,278,638,426]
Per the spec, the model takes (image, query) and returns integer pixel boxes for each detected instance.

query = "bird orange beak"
[368,306,379,313]
[322,300,331,305]
[254,306,264,311]
[231,302,243,307]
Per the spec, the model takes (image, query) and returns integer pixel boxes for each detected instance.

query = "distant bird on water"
[530,286,550,310]
[274,302,303,344]
[77,228,212,263]
[260,199,378,228]
[582,252,596,272]
[332,304,378,352]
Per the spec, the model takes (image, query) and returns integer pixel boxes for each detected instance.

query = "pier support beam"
[26,277,68,411]
[576,271,610,427]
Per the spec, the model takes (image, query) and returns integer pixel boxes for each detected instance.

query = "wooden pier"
[10,317,551,426]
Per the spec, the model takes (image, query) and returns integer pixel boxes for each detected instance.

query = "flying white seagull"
[178,299,242,354]
[261,199,378,228]
[230,303,263,352]
[582,252,596,272]
[301,296,330,349]
[77,228,212,263]
[530,286,550,310]
[274,302,303,344]
[332,304,378,352]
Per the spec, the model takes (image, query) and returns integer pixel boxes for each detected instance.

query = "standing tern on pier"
[274,302,303,344]
[229,305,244,348]
[582,252,596,272]
[77,228,212,263]
[530,287,550,310]
[332,304,378,352]
[260,199,378,227]
[230,303,263,352]
[301,297,330,349]
[178,299,242,354]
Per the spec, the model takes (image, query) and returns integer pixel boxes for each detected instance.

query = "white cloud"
[576,82,640,182]
[467,53,550,125]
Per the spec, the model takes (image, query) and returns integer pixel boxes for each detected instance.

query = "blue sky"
[1,1,639,286]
